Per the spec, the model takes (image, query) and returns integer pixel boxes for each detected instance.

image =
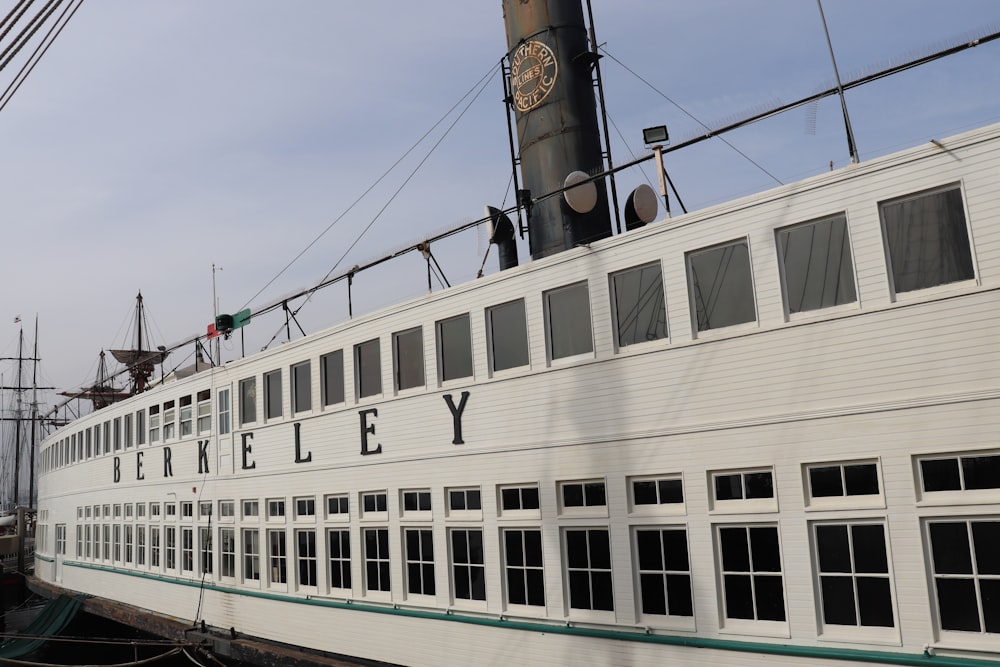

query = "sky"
[0,0,999,425]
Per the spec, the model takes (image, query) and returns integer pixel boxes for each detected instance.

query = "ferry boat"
[31,2,1000,665]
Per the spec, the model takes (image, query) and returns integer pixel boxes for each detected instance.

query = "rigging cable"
[0,0,34,49]
[0,0,62,73]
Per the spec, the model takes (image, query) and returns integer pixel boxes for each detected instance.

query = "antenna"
[817,0,859,163]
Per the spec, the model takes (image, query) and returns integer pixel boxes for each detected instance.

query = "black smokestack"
[503,0,612,260]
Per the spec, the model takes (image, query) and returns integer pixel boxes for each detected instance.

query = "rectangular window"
[179,395,193,437]
[919,452,1000,494]
[125,524,134,563]
[880,184,974,294]
[717,525,786,622]
[451,528,485,601]
[150,527,160,568]
[808,462,880,499]
[113,525,121,561]
[136,410,145,446]
[813,522,894,628]
[503,528,545,607]
[137,526,146,566]
[545,282,593,360]
[499,485,540,514]
[777,214,857,314]
[239,378,256,425]
[364,527,391,593]
[199,526,213,575]
[242,499,259,518]
[611,262,667,347]
[220,527,235,578]
[402,489,432,514]
[181,502,193,519]
[199,502,213,520]
[393,327,425,391]
[560,480,607,510]
[181,527,193,572]
[165,503,177,518]
[361,491,387,518]
[114,417,122,451]
[564,528,614,612]
[103,421,111,454]
[297,530,317,587]
[268,529,287,584]
[163,401,176,440]
[687,238,756,332]
[448,488,482,513]
[85,525,92,559]
[328,529,351,591]
[264,370,282,420]
[635,527,693,619]
[405,528,435,596]
[196,389,212,434]
[149,405,160,443]
[217,388,231,435]
[165,526,176,570]
[487,299,529,372]
[295,497,316,519]
[437,314,473,382]
[713,469,775,503]
[291,361,312,413]
[355,339,382,398]
[926,518,1000,634]
[102,525,110,561]
[243,529,260,581]
[124,413,133,449]
[219,500,235,520]
[150,503,161,518]
[631,475,684,508]
[326,494,349,518]
[267,499,286,520]
[320,350,345,406]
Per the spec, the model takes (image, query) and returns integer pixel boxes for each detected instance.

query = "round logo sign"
[510,40,558,112]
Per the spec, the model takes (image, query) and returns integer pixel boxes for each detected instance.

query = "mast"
[28,316,38,508]
[12,328,23,508]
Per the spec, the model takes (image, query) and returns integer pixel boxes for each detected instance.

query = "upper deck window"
[264,370,282,420]
[196,389,211,435]
[611,262,667,347]
[239,377,256,425]
[179,395,193,437]
[162,401,176,440]
[777,214,857,314]
[320,350,345,406]
[687,239,756,332]
[393,327,425,391]
[880,184,974,294]
[355,339,382,398]
[291,361,312,413]
[487,299,529,372]
[217,388,231,435]
[545,282,593,360]
[437,314,473,382]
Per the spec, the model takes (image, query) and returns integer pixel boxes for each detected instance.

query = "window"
[402,489,431,514]
[297,530,317,587]
[487,299,529,372]
[328,529,351,591]
[136,410,145,446]
[163,401,176,440]
[451,529,485,601]
[503,528,545,607]
[220,527,235,578]
[242,499,259,519]
[165,503,177,519]
[199,502,212,520]
[880,184,974,294]
[808,462,880,498]
[150,527,160,568]
[564,528,613,612]
[165,526,176,570]
[717,525,786,623]
[103,421,111,454]
[267,499,286,520]
[634,527,693,619]
[545,282,593,360]
[631,475,684,511]
[181,527,194,572]
[219,500,235,520]
[149,405,160,443]
[437,314,473,382]
[447,488,482,515]
[217,388,231,435]
[361,491,387,518]
[364,527,391,593]
[55,525,67,555]
[196,389,212,434]
[102,525,110,561]
[711,468,777,512]
[268,530,287,584]
[181,502,193,519]
[393,327,425,391]
[150,503,160,519]
[326,494,349,518]
[200,526,213,574]
[136,503,146,518]
[125,503,134,519]
[295,497,315,520]
[354,339,382,399]
[919,452,1000,495]
[85,525,92,559]
[926,519,1000,634]
[113,417,121,451]
[291,361,312,413]
[499,485,540,514]
[239,378,256,425]
[124,413,133,448]
[320,350,345,406]
[813,522,894,629]
[687,238,756,332]
[560,480,607,511]
[264,370,282,420]
[179,395,193,437]
[611,262,667,347]
[243,529,260,582]
[777,215,857,314]
[405,528,435,596]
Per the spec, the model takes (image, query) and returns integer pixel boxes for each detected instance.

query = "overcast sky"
[1,1,999,421]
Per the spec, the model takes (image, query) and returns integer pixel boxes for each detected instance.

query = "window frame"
[686,237,758,336]
[632,524,695,630]
[543,281,594,363]
[776,213,858,318]
[291,360,312,414]
[709,468,778,514]
[714,522,789,636]
[803,459,884,511]
[609,261,668,350]
[486,298,530,374]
